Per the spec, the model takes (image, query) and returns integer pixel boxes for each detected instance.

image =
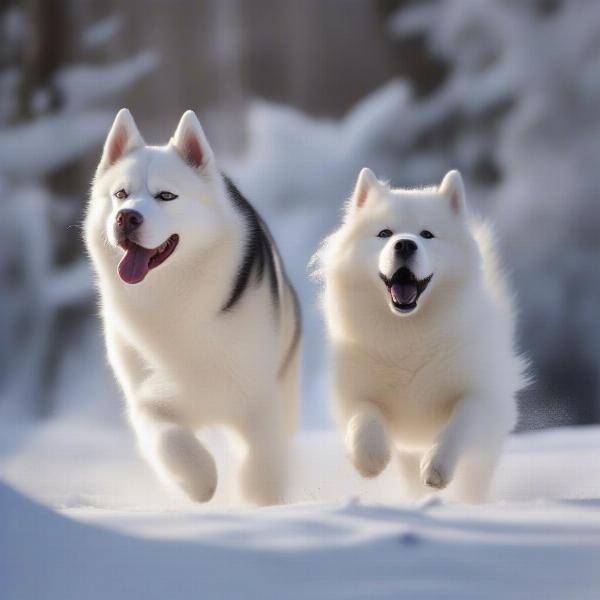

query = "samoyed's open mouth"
[117,234,179,284]
[380,267,433,314]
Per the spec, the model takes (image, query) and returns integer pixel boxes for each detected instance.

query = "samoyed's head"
[318,168,480,317]
[87,109,229,285]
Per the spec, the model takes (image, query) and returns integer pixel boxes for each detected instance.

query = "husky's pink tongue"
[118,243,154,284]
[391,282,418,305]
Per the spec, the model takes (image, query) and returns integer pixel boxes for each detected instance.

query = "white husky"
[85,109,301,505]
[313,168,524,502]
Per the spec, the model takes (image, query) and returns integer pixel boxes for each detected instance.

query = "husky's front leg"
[130,404,217,503]
[342,401,391,479]
[420,394,514,498]
[106,328,217,503]
[237,405,287,506]
[105,324,147,398]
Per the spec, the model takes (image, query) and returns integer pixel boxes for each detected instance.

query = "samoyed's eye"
[114,189,128,200]
[155,191,178,202]
[377,229,393,238]
[420,230,435,239]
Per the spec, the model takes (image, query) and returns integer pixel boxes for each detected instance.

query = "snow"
[2,422,600,598]
[57,51,157,110]
[0,112,113,179]
[81,15,122,50]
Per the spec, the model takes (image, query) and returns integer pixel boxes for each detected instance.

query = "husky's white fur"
[313,168,524,502]
[85,109,301,505]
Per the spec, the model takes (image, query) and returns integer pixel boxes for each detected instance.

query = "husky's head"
[320,168,479,317]
[88,109,228,285]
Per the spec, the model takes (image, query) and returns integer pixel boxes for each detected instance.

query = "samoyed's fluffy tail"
[472,219,515,321]
[472,219,531,388]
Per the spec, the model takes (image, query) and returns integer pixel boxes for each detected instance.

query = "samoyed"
[313,168,524,502]
[85,109,301,505]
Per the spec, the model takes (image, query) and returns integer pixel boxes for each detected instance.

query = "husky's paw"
[179,475,217,504]
[240,477,283,507]
[420,446,455,490]
[239,456,285,507]
[156,426,218,503]
[346,413,390,479]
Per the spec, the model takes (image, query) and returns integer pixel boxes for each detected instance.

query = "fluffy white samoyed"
[313,168,525,502]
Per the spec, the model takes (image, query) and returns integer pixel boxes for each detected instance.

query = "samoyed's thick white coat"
[313,168,524,502]
[85,109,301,505]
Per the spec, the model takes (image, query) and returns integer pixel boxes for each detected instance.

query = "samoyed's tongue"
[391,282,418,306]
[118,243,154,284]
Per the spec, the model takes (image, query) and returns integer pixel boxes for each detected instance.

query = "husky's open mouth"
[380,267,433,314]
[117,234,179,284]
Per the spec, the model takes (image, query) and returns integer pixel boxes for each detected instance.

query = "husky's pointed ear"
[350,167,380,211]
[170,110,215,172]
[98,109,145,173]
[439,170,466,215]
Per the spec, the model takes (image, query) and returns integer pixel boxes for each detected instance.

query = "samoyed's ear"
[98,109,145,174]
[349,167,381,212]
[170,110,215,173]
[439,170,467,215]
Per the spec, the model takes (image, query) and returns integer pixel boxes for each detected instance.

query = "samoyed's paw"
[420,445,455,490]
[346,413,390,478]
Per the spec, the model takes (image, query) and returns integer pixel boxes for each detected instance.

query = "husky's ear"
[170,110,215,172]
[439,170,467,215]
[350,167,380,211]
[98,109,145,173]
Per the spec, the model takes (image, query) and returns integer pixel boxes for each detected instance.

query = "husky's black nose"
[395,239,417,260]
[116,209,143,234]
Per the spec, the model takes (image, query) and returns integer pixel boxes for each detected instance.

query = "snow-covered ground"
[2,421,600,598]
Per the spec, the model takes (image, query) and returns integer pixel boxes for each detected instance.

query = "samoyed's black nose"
[116,209,143,234]
[395,239,417,260]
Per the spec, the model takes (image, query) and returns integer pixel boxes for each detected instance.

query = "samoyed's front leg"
[237,408,287,506]
[420,395,514,495]
[448,443,504,503]
[130,406,217,503]
[420,440,459,491]
[343,402,391,479]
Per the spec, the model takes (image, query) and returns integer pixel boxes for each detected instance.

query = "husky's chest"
[114,284,278,378]
[120,299,280,426]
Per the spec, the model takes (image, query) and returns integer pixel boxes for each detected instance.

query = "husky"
[313,168,524,502]
[85,109,301,505]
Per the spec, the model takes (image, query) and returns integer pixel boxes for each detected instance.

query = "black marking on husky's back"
[220,175,301,377]
[221,175,279,312]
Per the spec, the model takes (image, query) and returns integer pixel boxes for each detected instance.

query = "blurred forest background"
[1,0,600,430]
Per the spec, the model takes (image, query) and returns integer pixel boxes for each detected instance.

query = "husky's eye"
[377,229,393,238]
[155,191,178,202]
[420,230,435,239]
[114,189,128,200]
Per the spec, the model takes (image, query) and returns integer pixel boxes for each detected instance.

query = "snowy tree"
[0,3,155,419]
